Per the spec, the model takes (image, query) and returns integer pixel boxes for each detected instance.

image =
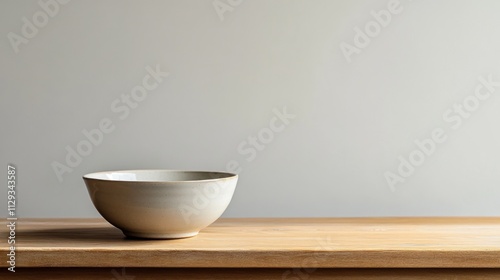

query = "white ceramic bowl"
[83,170,237,239]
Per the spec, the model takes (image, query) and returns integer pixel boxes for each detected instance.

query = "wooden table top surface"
[2,217,500,268]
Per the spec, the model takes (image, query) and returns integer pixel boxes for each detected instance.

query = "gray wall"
[2,0,500,218]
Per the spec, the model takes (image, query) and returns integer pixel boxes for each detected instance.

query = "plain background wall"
[1,0,500,218]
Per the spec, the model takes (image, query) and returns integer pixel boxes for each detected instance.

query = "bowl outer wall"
[83,174,237,235]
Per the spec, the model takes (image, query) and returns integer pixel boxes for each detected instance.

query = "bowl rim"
[82,169,238,183]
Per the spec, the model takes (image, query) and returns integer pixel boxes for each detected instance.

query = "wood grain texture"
[2,268,500,280]
[2,218,500,268]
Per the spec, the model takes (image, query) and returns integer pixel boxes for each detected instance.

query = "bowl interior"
[83,170,236,182]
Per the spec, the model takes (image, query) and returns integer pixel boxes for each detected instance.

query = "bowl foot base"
[122,230,199,239]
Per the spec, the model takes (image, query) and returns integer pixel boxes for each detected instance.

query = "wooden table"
[2,218,500,279]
